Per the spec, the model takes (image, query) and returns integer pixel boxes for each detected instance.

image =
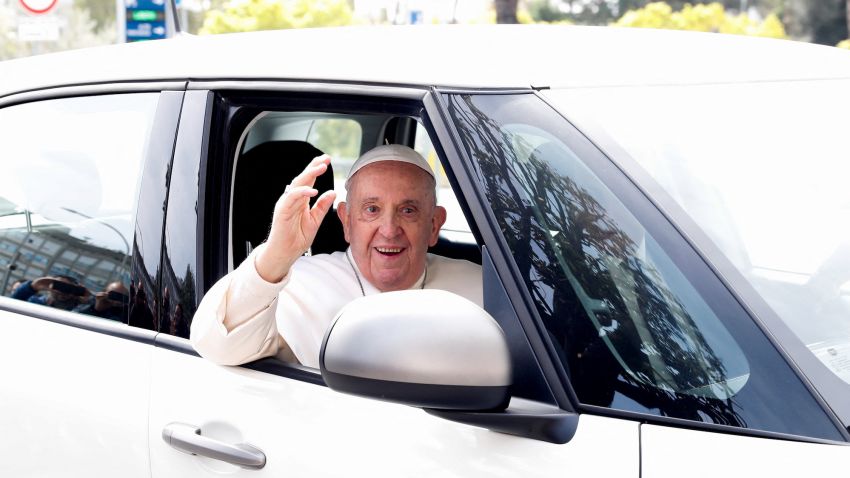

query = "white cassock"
[190,243,483,368]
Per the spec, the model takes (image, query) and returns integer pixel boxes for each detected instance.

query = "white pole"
[116,0,125,43]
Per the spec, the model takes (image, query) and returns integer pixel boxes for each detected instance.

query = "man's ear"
[337,202,351,243]
[429,206,447,247]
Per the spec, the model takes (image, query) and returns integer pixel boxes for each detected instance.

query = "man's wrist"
[254,244,297,284]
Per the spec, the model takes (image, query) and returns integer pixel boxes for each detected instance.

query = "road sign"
[17,17,60,41]
[19,0,58,15]
[125,0,167,42]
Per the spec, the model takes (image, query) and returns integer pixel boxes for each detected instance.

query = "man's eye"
[365,205,379,214]
[401,207,416,215]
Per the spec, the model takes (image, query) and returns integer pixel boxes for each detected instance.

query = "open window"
[171,88,558,414]
[218,95,480,272]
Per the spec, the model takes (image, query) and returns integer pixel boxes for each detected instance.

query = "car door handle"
[162,422,266,470]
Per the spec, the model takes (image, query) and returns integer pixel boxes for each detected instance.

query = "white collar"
[345,247,427,296]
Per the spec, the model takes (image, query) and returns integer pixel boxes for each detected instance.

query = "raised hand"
[256,155,337,282]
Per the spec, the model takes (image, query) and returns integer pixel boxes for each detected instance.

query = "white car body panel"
[2,26,850,101]
[149,346,640,477]
[642,424,850,478]
[0,306,150,477]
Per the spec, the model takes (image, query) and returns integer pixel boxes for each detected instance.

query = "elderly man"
[191,145,482,367]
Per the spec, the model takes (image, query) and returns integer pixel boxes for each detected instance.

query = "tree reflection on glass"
[447,94,745,427]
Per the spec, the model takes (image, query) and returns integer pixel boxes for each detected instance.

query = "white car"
[0,25,848,477]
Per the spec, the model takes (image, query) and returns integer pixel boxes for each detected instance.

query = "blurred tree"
[199,0,352,34]
[616,2,786,38]
[524,2,572,24]
[74,0,115,33]
[308,119,361,163]
[531,1,799,28]
[804,0,847,45]
[1,3,115,60]
[527,0,570,22]
[1,4,16,60]
[494,0,519,23]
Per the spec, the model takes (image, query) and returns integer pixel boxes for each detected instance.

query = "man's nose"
[378,212,401,238]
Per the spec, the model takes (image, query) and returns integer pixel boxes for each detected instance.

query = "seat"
[232,140,347,267]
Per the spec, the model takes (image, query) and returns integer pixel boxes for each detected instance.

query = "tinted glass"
[445,93,843,440]
[545,82,850,406]
[0,94,158,323]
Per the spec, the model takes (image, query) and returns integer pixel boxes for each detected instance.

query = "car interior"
[227,108,482,272]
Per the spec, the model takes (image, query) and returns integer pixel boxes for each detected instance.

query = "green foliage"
[527,0,570,22]
[73,0,115,33]
[308,119,361,163]
[615,2,787,38]
[199,0,353,35]
[524,0,573,24]
[1,5,16,61]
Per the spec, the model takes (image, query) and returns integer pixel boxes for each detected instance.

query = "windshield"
[545,79,850,410]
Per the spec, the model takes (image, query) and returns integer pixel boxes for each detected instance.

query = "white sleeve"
[189,244,291,365]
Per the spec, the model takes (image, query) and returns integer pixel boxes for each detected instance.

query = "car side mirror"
[319,290,512,411]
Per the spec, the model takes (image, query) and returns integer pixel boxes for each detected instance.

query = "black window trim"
[0,81,187,109]
[188,80,428,101]
[423,89,573,411]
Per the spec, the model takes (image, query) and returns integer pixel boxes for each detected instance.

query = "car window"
[228,110,477,270]
[0,94,158,323]
[545,82,850,401]
[444,92,845,440]
[243,112,363,178]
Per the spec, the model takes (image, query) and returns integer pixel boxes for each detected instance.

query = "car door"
[0,86,183,476]
[147,86,640,477]
[641,425,850,477]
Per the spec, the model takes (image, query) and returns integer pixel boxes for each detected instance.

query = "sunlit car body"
[0,25,848,477]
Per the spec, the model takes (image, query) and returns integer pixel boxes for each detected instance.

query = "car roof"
[2,25,850,99]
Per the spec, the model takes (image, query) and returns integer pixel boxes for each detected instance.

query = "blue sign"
[125,0,167,42]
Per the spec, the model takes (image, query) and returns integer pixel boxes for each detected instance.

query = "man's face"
[95,282,129,312]
[48,277,81,310]
[338,161,446,292]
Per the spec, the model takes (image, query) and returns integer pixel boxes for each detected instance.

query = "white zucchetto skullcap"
[345,145,436,189]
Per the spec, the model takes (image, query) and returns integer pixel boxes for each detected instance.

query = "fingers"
[310,190,337,224]
[290,154,332,189]
[277,185,319,216]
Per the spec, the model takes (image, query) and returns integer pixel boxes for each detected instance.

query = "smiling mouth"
[375,247,404,256]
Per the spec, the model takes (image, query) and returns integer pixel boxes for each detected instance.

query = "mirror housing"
[320,290,511,411]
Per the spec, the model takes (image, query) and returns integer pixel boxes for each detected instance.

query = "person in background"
[11,275,90,311]
[74,281,130,322]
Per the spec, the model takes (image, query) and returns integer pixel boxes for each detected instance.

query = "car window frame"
[164,82,556,405]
